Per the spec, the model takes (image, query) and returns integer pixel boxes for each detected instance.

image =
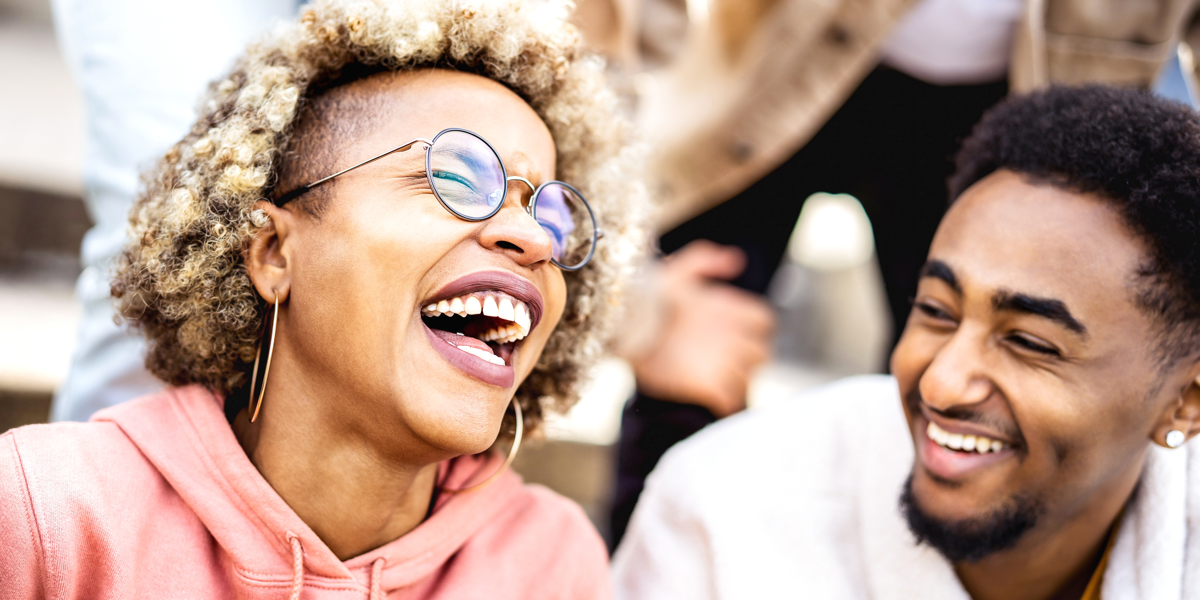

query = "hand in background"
[632,240,775,418]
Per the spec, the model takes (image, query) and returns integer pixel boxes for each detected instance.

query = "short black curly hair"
[949,84,1200,366]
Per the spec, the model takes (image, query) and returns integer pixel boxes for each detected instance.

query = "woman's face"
[256,70,566,458]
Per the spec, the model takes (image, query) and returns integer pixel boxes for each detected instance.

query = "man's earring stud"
[1166,429,1186,449]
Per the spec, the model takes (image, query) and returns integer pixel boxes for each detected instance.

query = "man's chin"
[910,467,990,521]
[899,474,1042,563]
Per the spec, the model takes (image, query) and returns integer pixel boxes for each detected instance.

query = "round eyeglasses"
[273,127,600,271]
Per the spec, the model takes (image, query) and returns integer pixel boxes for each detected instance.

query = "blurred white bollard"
[769,193,891,376]
[789,192,876,271]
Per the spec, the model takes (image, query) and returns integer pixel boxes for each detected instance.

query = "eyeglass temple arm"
[272,138,432,206]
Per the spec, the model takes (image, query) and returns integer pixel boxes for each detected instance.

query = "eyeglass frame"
[272,127,600,271]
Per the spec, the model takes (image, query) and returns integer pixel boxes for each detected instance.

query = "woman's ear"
[246,201,296,303]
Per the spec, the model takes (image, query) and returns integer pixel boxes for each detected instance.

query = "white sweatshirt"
[611,375,1200,599]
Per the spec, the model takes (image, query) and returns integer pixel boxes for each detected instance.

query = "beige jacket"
[590,0,1200,231]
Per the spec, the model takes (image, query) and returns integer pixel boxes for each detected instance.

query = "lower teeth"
[456,344,505,366]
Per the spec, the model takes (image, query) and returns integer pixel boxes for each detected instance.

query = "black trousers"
[609,67,1008,549]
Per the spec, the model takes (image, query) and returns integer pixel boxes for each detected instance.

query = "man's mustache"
[904,387,1027,450]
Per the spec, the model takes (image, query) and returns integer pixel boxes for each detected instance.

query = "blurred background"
[0,0,89,428]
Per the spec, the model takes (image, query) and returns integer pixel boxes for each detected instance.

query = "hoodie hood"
[94,385,525,596]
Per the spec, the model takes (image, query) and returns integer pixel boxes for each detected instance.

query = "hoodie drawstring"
[287,532,305,600]
[369,557,386,600]
[284,532,385,600]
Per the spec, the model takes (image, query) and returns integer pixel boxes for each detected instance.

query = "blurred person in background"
[1,1,647,597]
[49,0,302,422]
[614,84,1200,600]
[603,0,1200,546]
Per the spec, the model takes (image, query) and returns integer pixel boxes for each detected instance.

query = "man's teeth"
[455,344,506,366]
[422,292,532,343]
[926,421,1007,454]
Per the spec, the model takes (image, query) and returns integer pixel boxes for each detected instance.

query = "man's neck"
[952,459,1142,600]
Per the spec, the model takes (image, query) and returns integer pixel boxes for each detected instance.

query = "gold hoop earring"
[249,291,279,423]
[441,399,524,494]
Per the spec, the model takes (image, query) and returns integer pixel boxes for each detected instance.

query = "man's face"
[891,169,1188,558]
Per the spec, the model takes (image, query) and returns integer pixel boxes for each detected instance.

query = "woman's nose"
[477,183,554,267]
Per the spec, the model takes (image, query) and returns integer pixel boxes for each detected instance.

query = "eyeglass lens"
[532,182,594,269]
[427,129,596,269]
[428,129,506,219]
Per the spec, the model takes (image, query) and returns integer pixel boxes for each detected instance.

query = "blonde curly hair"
[112,0,649,435]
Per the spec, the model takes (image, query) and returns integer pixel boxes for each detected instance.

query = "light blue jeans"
[50,0,299,422]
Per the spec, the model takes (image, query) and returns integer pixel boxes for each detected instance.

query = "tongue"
[426,326,496,355]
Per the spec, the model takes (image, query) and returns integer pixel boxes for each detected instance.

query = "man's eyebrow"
[919,260,960,293]
[993,291,1088,336]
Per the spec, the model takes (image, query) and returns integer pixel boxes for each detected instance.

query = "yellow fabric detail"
[1080,514,1122,600]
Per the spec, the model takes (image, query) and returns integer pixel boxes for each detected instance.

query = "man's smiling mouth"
[421,291,532,366]
[917,411,1022,482]
[926,420,1010,454]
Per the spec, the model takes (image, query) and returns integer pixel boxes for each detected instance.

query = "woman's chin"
[400,401,510,457]
[429,430,504,458]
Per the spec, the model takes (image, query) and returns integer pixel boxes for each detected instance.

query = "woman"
[0,0,647,597]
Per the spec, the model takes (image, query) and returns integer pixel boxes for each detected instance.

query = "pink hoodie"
[0,385,612,599]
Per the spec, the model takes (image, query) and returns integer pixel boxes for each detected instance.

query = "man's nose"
[918,323,995,412]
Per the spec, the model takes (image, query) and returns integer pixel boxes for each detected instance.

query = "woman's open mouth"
[418,271,545,388]
[422,292,532,366]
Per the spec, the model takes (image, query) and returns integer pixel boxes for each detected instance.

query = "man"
[612,85,1200,599]
[609,0,1200,545]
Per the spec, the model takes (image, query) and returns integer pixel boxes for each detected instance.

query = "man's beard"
[899,475,1043,563]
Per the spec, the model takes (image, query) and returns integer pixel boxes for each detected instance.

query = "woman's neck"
[232,386,440,561]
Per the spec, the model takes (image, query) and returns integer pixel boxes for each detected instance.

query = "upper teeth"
[422,292,532,344]
[926,421,1007,454]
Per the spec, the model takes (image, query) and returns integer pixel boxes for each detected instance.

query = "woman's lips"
[419,270,543,389]
[426,271,545,333]
[424,324,514,388]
